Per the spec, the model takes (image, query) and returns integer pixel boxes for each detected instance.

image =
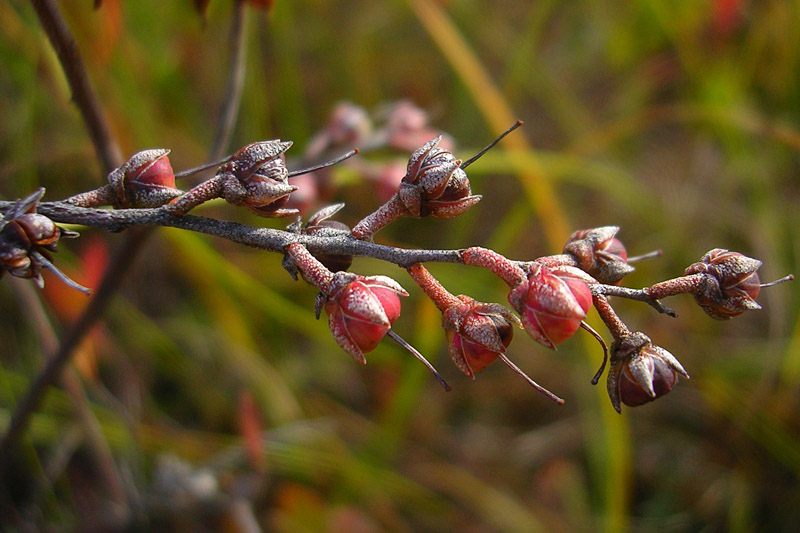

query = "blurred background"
[1,0,799,531]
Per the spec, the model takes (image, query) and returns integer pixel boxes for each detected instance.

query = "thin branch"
[4,200,464,266]
[0,228,151,470]
[8,279,127,510]
[209,0,250,161]
[1,0,257,477]
[591,283,677,317]
[31,0,122,173]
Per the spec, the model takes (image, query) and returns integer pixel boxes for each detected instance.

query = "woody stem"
[63,184,117,208]
[166,176,226,216]
[533,254,580,269]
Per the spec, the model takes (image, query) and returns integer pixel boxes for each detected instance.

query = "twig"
[30,0,122,173]
[5,200,464,266]
[209,0,249,161]
[0,1,257,468]
[8,279,127,511]
[0,228,151,469]
[591,283,677,317]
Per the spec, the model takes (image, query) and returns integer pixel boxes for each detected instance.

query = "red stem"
[286,243,334,294]
[592,294,631,341]
[351,194,408,240]
[645,273,706,300]
[460,247,526,288]
[406,263,460,312]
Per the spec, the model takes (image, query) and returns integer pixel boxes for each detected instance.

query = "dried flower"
[684,248,763,319]
[397,135,481,218]
[606,331,689,412]
[442,297,518,376]
[563,226,635,284]
[0,189,88,293]
[406,262,563,402]
[167,140,298,217]
[285,243,406,363]
[228,141,298,218]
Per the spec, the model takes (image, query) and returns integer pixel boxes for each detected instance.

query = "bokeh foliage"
[1,0,799,531]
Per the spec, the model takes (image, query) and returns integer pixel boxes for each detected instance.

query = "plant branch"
[0,228,151,470]
[591,283,677,317]
[11,200,463,266]
[8,279,127,511]
[31,0,122,173]
[209,0,250,161]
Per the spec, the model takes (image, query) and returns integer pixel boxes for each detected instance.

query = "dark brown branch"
[31,0,123,173]
[0,2,258,463]
[9,279,127,510]
[0,228,150,470]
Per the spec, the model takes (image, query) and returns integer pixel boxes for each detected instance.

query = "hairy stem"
[406,263,460,312]
[351,194,408,240]
[592,294,631,341]
[645,274,706,300]
[460,247,527,287]
[285,243,334,293]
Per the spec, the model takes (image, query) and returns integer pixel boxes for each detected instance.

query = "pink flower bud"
[325,273,408,363]
[683,249,762,319]
[606,331,689,412]
[108,149,180,207]
[326,102,372,147]
[443,297,519,377]
[563,226,635,284]
[508,263,593,349]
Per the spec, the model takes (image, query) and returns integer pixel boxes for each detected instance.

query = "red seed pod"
[108,149,180,207]
[442,296,519,377]
[405,262,562,402]
[508,263,593,349]
[396,135,481,219]
[563,226,635,284]
[606,331,689,413]
[324,272,408,363]
[684,248,762,319]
